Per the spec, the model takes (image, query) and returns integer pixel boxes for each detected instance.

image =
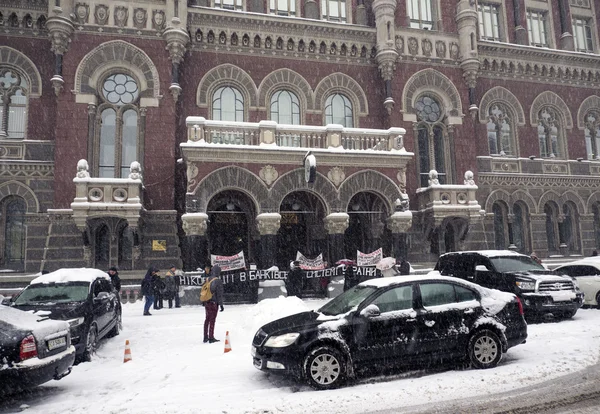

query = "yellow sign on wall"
[152,240,167,252]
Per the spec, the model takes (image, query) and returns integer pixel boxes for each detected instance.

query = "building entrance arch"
[344,192,390,260]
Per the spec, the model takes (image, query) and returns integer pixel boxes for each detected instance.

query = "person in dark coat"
[202,265,224,343]
[343,265,359,291]
[286,261,303,298]
[141,267,157,316]
[107,266,121,292]
[164,265,179,309]
[152,270,165,310]
[398,258,411,275]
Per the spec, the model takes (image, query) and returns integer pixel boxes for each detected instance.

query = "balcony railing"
[476,155,600,177]
[186,118,405,151]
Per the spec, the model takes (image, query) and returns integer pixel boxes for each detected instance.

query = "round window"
[102,74,139,105]
[415,95,442,123]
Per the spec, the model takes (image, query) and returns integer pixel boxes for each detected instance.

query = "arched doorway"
[207,190,257,264]
[344,192,391,260]
[277,191,326,269]
[1,196,27,269]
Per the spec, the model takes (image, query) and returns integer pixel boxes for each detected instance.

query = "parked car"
[555,257,600,308]
[8,268,121,362]
[0,305,76,397]
[251,274,527,389]
[434,250,584,319]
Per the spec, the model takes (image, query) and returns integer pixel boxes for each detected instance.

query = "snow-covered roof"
[0,304,70,338]
[30,268,109,285]
[441,250,526,258]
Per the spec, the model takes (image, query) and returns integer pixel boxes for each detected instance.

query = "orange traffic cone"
[123,340,132,363]
[224,331,232,353]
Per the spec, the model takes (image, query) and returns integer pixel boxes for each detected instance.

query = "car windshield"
[13,282,90,305]
[318,285,378,316]
[489,256,546,273]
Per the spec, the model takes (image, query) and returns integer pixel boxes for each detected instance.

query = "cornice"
[478,173,600,188]
[0,162,54,178]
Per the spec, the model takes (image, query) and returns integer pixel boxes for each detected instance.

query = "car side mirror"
[94,291,110,303]
[359,304,381,318]
[1,296,12,306]
[475,265,489,272]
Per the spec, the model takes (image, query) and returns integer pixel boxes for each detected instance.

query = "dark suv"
[10,268,122,362]
[252,274,527,389]
[434,250,583,319]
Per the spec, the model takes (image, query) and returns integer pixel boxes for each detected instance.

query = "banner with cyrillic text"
[210,251,246,271]
[357,248,383,267]
[296,251,326,270]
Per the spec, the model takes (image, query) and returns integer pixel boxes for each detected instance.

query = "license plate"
[251,346,256,357]
[47,336,67,351]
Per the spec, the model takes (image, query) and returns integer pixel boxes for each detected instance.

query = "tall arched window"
[94,224,110,269]
[270,90,300,125]
[487,103,514,155]
[512,202,529,253]
[537,107,562,158]
[544,202,560,253]
[212,86,244,121]
[325,93,353,127]
[584,110,600,159]
[1,197,26,267]
[97,73,140,178]
[593,203,600,249]
[0,68,28,138]
[415,95,449,187]
[493,202,508,249]
[561,202,580,253]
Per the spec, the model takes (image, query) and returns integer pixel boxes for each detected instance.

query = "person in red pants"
[202,265,224,343]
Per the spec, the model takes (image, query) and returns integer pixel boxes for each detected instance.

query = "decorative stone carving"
[428,170,440,186]
[129,161,143,180]
[187,163,199,191]
[422,39,432,57]
[324,213,349,234]
[435,41,446,58]
[114,6,128,28]
[152,10,165,30]
[396,167,406,190]
[450,42,459,60]
[395,35,404,54]
[76,159,90,178]
[74,3,89,25]
[327,167,345,188]
[464,170,475,185]
[95,5,109,26]
[259,165,279,186]
[182,213,209,236]
[408,37,418,55]
[133,8,147,29]
[256,213,281,235]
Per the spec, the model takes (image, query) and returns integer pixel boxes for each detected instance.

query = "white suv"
[555,258,600,308]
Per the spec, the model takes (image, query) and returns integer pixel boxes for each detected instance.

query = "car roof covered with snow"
[440,250,526,258]
[0,304,70,337]
[29,268,109,285]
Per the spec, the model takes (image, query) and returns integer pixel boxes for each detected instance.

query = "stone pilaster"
[387,207,413,261]
[257,213,281,268]
[46,6,74,96]
[373,0,398,114]
[182,213,209,271]
[163,17,190,102]
[456,0,480,118]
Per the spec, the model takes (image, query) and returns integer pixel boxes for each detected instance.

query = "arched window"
[487,103,514,155]
[118,225,134,270]
[270,90,300,125]
[94,224,110,269]
[1,197,26,267]
[325,93,353,127]
[561,202,580,254]
[593,203,600,250]
[544,202,560,253]
[0,68,28,139]
[537,107,562,158]
[492,202,508,249]
[212,86,244,121]
[512,202,529,253]
[584,110,600,159]
[97,73,140,178]
[415,95,449,187]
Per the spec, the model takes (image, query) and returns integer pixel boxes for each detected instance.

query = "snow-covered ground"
[6,298,600,414]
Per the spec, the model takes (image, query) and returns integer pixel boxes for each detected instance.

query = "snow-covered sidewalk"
[11,298,600,414]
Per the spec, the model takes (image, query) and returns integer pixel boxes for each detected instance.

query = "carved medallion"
[95,5,109,26]
[133,8,147,29]
[422,39,432,57]
[114,6,128,28]
[75,3,89,25]
[408,37,418,56]
[327,167,345,188]
[187,163,199,191]
[259,165,279,186]
[152,10,165,30]
[435,41,446,58]
[450,42,459,60]
[395,35,404,54]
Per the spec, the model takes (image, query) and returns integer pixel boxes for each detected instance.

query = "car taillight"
[20,335,38,361]
[515,297,524,316]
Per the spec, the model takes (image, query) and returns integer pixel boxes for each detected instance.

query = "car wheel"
[107,311,122,338]
[82,325,98,362]
[468,329,502,369]
[303,346,346,390]
[596,292,600,310]
[558,309,577,319]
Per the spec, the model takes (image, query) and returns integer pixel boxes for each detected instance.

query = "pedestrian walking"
[201,265,224,343]
[107,266,121,292]
[152,269,165,310]
[141,267,156,316]
[164,264,180,309]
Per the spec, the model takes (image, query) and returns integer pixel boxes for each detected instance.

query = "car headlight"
[515,281,536,291]
[67,317,85,328]
[264,333,300,348]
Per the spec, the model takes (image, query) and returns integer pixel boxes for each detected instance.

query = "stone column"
[373,0,398,114]
[46,6,74,96]
[324,213,349,265]
[256,213,281,268]
[512,0,528,45]
[181,213,209,271]
[507,213,517,250]
[387,204,413,261]
[558,0,574,51]
[163,15,190,102]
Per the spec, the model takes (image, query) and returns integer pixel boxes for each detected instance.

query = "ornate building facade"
[1,0,599,273]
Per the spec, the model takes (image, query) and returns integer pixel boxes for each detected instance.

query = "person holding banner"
[203,265,225,343]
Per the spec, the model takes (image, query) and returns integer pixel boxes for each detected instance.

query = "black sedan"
[0,305,76,397]
[252,274,527,389]
[9,268,122,362]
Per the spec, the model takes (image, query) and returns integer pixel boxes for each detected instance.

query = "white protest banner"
[211,251,246,271]
[357,248,383,267]
[295,251,326,270]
